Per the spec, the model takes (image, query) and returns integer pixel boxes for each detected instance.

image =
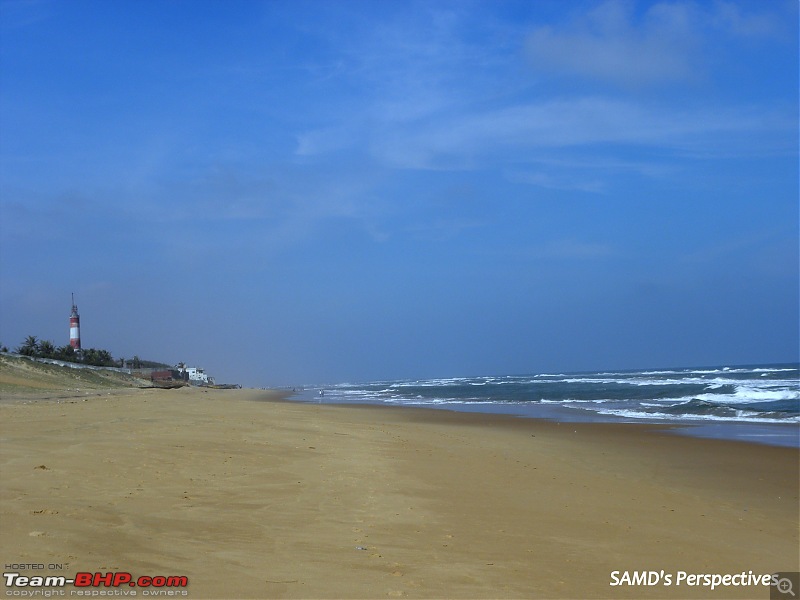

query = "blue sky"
[1,0,797,387]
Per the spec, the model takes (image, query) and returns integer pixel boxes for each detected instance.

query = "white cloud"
[370,96,792,171]
[524,0,783,89]
[505,170,607,194]
[295,126,358,157]
[0,0,55,29]
[283,0,794,200]
[526,0,699,88]
[406,217,485,241]
[528,239,617,261]
[710,1,781,38]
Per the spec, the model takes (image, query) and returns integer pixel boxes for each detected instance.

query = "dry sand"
[1,358,798,599]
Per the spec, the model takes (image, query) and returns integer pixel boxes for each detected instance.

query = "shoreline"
[2,386,797,599]
[285,388,800,448]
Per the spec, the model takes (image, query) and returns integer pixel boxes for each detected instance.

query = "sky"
[0,0,797,387]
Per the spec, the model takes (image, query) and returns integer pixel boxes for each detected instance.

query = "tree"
[38,340,56,358]
[81,348,115,367]
[17,335,39,357]
[96,349,113,366]
[56,345,76,361]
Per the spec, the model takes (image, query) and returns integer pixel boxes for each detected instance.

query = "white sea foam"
[305,365,799,430]
[551,376,798,394]
[730,385,799,402]
[390,378,471,387]
[593,407,798,424]
[682,385,800,404]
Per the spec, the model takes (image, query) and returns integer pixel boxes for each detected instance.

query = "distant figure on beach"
[319,390,325,397]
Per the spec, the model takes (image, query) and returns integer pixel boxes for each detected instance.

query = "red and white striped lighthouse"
[69,293,81,349]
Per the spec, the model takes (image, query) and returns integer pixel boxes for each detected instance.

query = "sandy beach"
[1,360,797,599]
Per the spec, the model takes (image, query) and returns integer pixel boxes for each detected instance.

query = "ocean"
[291,363,800,448]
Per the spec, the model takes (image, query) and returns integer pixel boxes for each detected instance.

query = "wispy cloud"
[370,96,793,171]
[288,1,793,182]
[505,170,607,194]
[525,0,783,88]
[0,0,55,29]
[406,217,485,242]
[528,239,618,261]
[527,2,696,87]
[1,0,796,382]
[295,126,362,157]
[711,1,783,38]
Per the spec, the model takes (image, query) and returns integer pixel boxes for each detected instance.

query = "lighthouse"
[69,294,81,350]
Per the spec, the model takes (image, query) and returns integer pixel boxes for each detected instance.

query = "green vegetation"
[3,335,169,370]
[12,334,115,366]
[131,358,172,370]
[0,354,150,392]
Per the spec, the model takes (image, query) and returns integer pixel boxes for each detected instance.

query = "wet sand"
[1,385,797,599]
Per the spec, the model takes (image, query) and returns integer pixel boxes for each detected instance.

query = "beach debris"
[34,465,49,470]
[355,546,368,551]
[29,531,46,537]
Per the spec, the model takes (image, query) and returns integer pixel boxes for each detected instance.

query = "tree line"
[2,335,169,369]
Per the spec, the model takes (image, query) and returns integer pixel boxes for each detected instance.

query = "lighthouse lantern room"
[69,294,81,350]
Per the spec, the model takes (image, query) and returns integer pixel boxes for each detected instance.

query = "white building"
[180,366,213,384]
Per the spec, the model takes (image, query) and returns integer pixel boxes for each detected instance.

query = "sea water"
[292,363,799,447]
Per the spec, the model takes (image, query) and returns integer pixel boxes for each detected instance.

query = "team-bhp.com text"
[4,572,188,596]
